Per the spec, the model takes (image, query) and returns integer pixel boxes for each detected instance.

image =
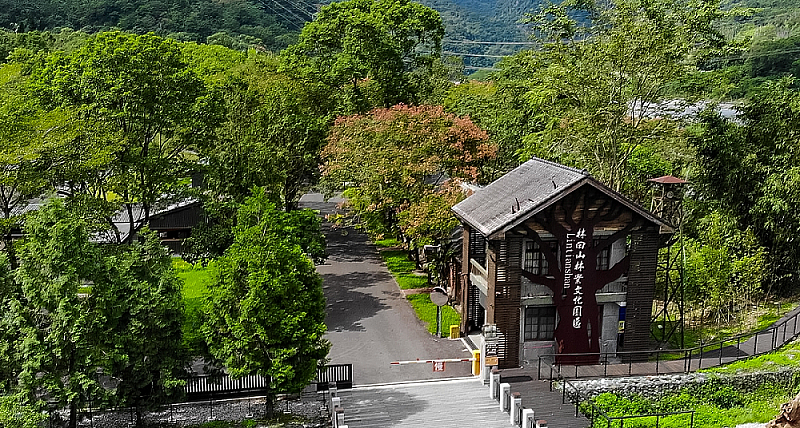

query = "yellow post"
[449,325,460,339]
[471,349,481,376]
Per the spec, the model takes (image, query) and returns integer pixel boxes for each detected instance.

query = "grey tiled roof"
[452,158,589,237]
[452,157,671,237]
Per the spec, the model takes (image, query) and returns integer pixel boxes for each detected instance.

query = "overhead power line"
[464,66,500,71]
[442,51,508,58]
[443,39,537,46]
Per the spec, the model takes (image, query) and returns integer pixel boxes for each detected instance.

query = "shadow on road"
[322,225,381,263]
[322,271,394,332]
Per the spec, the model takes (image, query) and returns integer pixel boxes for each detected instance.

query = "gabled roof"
[452,157,672,238]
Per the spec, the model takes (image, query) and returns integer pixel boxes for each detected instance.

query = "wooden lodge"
[451,158,672,368]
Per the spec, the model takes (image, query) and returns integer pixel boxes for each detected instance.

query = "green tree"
[683,211,766,323]
[509,0,731,195]
[206,54,333,210]
[322,104,496,237]
[12,200,108,428]
[0,63,49,268]
[690,78,800,292]
[397,183,465,283]
[34,31,223,241]
[100,230,186,426]
[281,0,444,112]
[0,253,19,393]
[203,189,328,399]
[443,77,540,179]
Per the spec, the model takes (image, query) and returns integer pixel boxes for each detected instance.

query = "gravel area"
[50,393,330,428]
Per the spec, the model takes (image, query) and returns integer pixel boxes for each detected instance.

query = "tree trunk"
[3,232,17,270]
[68,400,77,428]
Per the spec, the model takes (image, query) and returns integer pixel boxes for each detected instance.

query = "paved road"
[300,194,473,385]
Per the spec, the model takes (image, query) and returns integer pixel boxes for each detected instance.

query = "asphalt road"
[299,194,473,385]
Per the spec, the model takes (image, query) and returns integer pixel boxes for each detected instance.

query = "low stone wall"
[567,369,800,400]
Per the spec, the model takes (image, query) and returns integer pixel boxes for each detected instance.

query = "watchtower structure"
[648,175,688,347]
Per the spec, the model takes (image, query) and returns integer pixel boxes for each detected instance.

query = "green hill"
[0,0,301,52]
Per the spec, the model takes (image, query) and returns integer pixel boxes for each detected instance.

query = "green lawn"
[380,249,429,290]
[407,293,461,338]
[374,239,462,338]
[173,258,211,299]
[173,258,211,354]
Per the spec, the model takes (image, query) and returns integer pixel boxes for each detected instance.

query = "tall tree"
[510,0,730,194]
[203,189,328,400]
[12,201,108,428]
[34,31,223,242]
[206,54,333,211]
[100,230,186,426]
[322,104,496,237]
[281,0,444,112]
[691,78,800,293]
[0,63,50,268]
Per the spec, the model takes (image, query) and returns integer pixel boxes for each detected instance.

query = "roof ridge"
[529,156,590,176]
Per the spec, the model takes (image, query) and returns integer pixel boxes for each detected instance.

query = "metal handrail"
[540,359,695,428]
[537,306,800,380]
[608,410,695,428]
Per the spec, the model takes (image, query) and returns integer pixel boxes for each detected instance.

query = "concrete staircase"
[338,377,518,428]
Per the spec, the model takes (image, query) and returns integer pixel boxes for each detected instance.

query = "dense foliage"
[2,0,800,422]
[322,104,495,238]
[0,0,298,52]
[203,190,328,392]
[583,377,797,428]
[3,201,186,428]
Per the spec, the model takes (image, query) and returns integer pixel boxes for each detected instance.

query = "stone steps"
[339,378,521,428]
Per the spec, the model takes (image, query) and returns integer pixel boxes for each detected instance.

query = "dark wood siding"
[624,229,659,360]
[495,235,522,369]
[148,203,202,230]
[460,227,471,334]
[469,229,486,266]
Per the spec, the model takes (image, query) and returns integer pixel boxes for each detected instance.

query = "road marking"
[352,376,479,390]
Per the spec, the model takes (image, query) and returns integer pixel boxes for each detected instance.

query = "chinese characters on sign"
[432,361,446,372]
[564,228,589,329]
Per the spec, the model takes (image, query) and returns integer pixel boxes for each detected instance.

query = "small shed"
[451,158,672,367]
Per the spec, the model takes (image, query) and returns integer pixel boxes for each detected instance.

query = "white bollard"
[499,383,511,413]
[490,369,501,400]
[511,392,522,426]
[329,385,338,414]
[335,408,345,428]
[522,409,535,428]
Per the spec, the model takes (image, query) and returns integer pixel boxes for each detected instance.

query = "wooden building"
[451,158,672,368]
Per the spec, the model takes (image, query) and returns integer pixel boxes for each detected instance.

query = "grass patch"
[173,258,212,300]
[702,340,800,374]
[406,293,461,338]
[374,238,401,248]
[374,239,461,336]
[378,249,428,290]
[173,258,212,355]
[585,381,793,428]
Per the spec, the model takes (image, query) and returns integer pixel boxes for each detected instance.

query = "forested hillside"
[0,0,300,51]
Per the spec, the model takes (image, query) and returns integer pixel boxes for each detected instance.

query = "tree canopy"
[34,31,222,241]
[203,189,328,392]
[282,0,445,111]
[322,104,495,238]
